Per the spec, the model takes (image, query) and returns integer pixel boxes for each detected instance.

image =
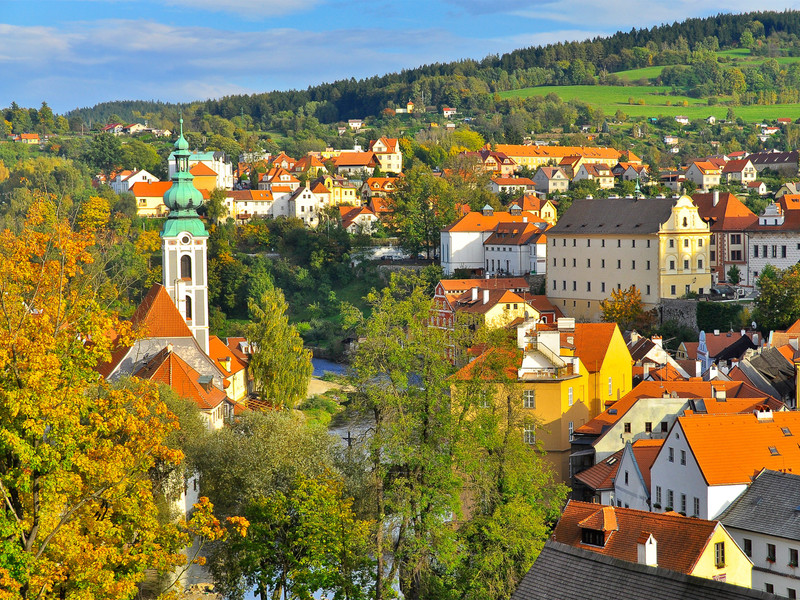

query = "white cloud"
[165,0,318,17]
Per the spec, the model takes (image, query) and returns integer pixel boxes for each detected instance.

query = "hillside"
[65,11,800,127]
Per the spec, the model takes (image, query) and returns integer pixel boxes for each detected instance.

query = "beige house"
[722,158,757,184]
[573,163,615,189]
[532,166,570,194]
[685,161,722,190]
[546,195,711,320]
[369,137,403,174]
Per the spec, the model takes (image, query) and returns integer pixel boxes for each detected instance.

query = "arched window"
[181,255,192,280]
[185,295,192,320]
[683,217,688,227]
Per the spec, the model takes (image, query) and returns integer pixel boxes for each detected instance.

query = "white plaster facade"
[613,443,653,511]
[724,528,800,597]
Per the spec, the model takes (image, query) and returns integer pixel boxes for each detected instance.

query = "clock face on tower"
[181,235,191,244]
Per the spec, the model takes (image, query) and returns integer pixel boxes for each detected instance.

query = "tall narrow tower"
[161,118,210,353]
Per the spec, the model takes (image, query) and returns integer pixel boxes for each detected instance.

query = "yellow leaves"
[134,229,160,255]
[77,196,111,232]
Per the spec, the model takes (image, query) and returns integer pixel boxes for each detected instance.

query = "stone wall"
[659,299,698,332]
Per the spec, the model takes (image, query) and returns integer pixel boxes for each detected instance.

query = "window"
[587,239,591,247]
[568,387,574,406]
[617,240,621,248]
[180,254,192,280]
[572,281,577,291]
[711,234,716,244]
[731,234,741,244]
[523,389,536,409]
[185,295,192,320]
[601,259,605,268]
[668,447,674,462]
[624,422,631,433]
[573,258,577,267]
[646,285,651,295]
[768,543,777,562]
[645,422,652,433]
[791,548,798,567]
[661,422,668,433]
[562,239,566,246]
[783,245,788,258]
[698,259,703,269]
[763,244,767,257]
[569,421,574,442]
[667,489,674,509]
[670,285,676,295]
[789,589,796,600]
[562,280,566,290]
[731,250,742,261]
[523,425,536,445]
[587,258,591,267]
[587,282,591,292]
[617,259,621,269]
[608,377,613,396]
[553,280,557,290]
[624,470,629,484]
[669,260,675,270]
[698,239,703,248]
[632,260,636,269]
[646,260,651,270]
[715,542,725,568]
[684,259,690,270]
[754,246,759,258]
[772,245,778,258]
[766,584,774,594]
[562,258,566,267]
[582,528,605,547]
[681,494,686,514]
[743,538,752,557]
[693,497,700,517]
[680,450,686,465]
[682,217,688,227]
[655,486,662,505]
[710,250,716,262]
[553,239,556,247]
[601,282,606,293]
[669,239,675,248]
[553,257,557,266]
[684,238,689,248]
[601,240,605,248]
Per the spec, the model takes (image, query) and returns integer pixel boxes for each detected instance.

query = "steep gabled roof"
[208,335,246,377]
[572,323,620,373]
[719,469,800,540]
[130,284,193,339]
[549,197,675,236]
[678,411,800,485]
[190,162,218,177]
[135,347,227,410]
[575,449,623,491]
[691,192,758,231]
[553,501,720,575]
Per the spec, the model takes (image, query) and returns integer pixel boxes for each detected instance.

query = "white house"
[169,150,234,190]
[747,198,800,286]
[720,469,800,597]
[288,186,325,227]
[649,409,800,520]
[110,169,159,195]
[612,439,663,511]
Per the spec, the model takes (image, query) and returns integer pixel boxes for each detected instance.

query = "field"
[498,84,800,121]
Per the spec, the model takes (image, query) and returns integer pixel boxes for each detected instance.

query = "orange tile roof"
[451,347,520,381]
[208,335,246,376]
[722,158,753,173]
[553,500,719,574]
[131,284,193,339]
[576,380,772,436]
[131,181,173,197]
[135,347,226,410]
[190,162,218,176]
[571,323,619,373]
[678,411,800,485]
[575,449,623,491]
[631,438,664,491]
[334,152,375,167]
[647,363,687,381]
[444,210,540,233]
[691,192,758,231]
[495,144,624,162]
[311,182,331,194]
[484,221,546,246]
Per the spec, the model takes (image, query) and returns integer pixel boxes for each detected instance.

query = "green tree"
[247,287,313,408]
[205,187,229,223]
[84,132,123,179]
[388,165,457,259]
[755,264,800,330]
[120,138,162,174]
[727,264,742,285]
[600,285,654,331]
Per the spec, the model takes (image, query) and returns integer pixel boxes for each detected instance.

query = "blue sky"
[2,0,800,114]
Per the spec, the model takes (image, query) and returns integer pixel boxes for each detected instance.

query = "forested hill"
[68,10,800,127]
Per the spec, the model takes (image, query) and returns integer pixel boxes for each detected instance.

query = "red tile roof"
[691,192,758,231]
[190,162,218,177]
[131,284,193,339]
[135,347,226,410]
[553,500,720,574]
[208,335,246,376]
[575,449,623,491]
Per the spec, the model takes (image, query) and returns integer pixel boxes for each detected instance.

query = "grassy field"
[498,84,800,121]
[615,65,666,81]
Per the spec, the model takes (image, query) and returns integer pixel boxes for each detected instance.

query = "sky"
[2,0,800,114]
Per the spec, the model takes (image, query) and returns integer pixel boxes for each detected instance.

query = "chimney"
[709,364,718,380]
[483,289,489,304]
[166,343,174,354]
[472,287,479,301]
[713,329,720,336]
[222,356,232,372]
[573,358,580,375]
[643,363,650,379]
[695,360,702,377]
[652,335,662,348]
[198,375,214,393]
[637,533,658,567]
[755,406,773,421]
[712,189,719,206]
[715,386,727,401]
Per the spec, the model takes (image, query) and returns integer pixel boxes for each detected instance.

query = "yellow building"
[189,162,219,194]
[547,195,711,320]
[317,175,359,206]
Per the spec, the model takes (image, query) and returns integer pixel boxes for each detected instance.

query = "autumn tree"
[600,284,654,331]
[0,197,197,598]
[247,286,313,408]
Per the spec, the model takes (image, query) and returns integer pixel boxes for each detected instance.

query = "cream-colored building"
[494,144,640,170]
[547,195,711,320]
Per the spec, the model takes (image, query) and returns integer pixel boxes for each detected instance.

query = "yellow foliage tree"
[0,197,218,599]
[600,284,652,331]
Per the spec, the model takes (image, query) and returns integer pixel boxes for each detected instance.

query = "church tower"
[161,118,210,353]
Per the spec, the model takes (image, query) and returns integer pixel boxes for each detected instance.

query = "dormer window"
[581,528,605,547]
